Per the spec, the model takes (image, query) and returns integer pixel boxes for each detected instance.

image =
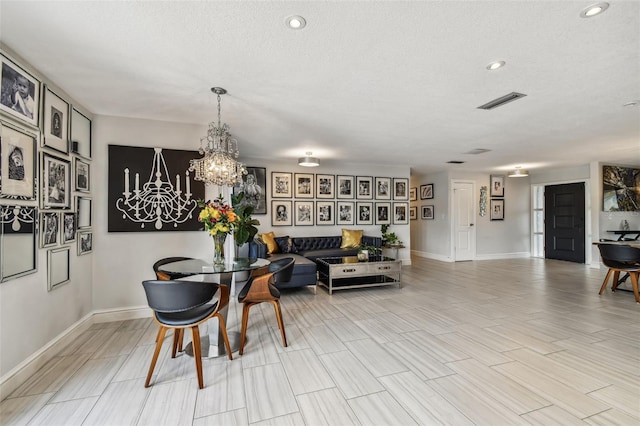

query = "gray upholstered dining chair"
[142,279,233,389]
[597,243,640,303]
[153,256,194,280]
[238,257,295,354]
[151,256,195,355]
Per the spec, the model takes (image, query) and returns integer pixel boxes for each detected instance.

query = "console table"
[316,256,401,294]
[606,230,640,241]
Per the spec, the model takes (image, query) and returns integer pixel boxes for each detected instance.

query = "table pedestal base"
[184,331,241,358]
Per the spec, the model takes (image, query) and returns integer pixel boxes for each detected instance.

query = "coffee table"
[316,255,402,294]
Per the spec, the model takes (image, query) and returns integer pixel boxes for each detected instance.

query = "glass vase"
[213,233,227,266]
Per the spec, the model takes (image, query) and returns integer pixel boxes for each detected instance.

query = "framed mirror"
[70,107,91,159]
[76,196,92,229]
[0,205,38,282]
[47,246,70,290]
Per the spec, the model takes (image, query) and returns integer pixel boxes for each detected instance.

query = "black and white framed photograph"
[77,196,92,229]
[272,200,292,226]
[393,202,409,225]
[40,211,59,248]
[375,202,391,225]
[77,230,93,255]
[316,174,335,199]
[356,176,373,200]
[409,187,417,201]
[0,53,40,127]
[294,200,314,226]
[337,201,355,225]
[271,171,292,198]
[42,86,69,153]
[75,157,90,192]
[234,166,266,215]
[42,152,70,209]
[375,177,391,200]
[316,201,334,225]
[0,205,38,282]
[422,204,434,220]
[70,108,92,159]
[393,178,409,200]
[490,198,505,221]
[409,206,417,220]
[48,246,71,291]
[294,173,314,198]
[356,201,373,225]
[420,183,434,199]
[62,212,76,243]
[490,175,505,197]
[337,175,355,199]
[1,120,37,200]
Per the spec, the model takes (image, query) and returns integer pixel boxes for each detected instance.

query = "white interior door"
[452,181,476,261]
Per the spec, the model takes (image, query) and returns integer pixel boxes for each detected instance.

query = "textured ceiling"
[1,1,638,176]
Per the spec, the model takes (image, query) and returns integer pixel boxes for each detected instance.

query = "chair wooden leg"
[171,329,181,358]
[239,303,251,355]
[215,313,234,360]
[612,271,621,291]
[145,326,167,388]
[599,269,613,295]
[191,326,204,389]
[177,328,184,353]
[272,300,287,348]
[630,272,640,304]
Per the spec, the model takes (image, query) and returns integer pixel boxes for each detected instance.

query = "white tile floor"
[2,257,639,425]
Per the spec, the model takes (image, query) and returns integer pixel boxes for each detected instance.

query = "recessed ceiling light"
[580,2,609,18]
[286,15,306,29]
[486,61,505,71]
[623,100,640,107]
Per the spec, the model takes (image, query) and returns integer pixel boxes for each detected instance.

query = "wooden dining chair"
[152,257,194,355]
[597,243,640,303]
[142,279,233,389]
[238,257,295,354]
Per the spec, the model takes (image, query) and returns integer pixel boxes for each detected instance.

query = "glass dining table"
[157,257,270,358]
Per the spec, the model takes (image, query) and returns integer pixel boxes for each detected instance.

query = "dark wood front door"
[545,182,585,263]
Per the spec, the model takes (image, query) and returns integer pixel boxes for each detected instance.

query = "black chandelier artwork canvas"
[108,145,205,232]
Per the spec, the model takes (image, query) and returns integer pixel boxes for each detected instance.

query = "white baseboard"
[411,250,453,262]
[92,305,152,323]
[0,306,152,401]
[475,252,531,260]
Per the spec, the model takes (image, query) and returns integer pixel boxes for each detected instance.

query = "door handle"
[470,224,474,226]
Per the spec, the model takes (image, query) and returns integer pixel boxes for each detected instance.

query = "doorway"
[451,181,476,261]
[544,182,586,263]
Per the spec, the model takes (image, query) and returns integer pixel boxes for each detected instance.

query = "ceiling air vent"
[447,160,465,164]
[477,92,527,110]
[465,148,491,155]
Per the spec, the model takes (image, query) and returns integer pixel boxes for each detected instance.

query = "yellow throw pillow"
[259,232,279,254]
[341,229,363,248]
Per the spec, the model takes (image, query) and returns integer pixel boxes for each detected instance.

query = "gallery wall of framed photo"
[0,48,93,286]
[268,171,410,227]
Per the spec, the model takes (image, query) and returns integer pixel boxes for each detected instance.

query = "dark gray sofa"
[249,235,382,289]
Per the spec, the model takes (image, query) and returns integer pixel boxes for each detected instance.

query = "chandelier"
[189,87,246,186]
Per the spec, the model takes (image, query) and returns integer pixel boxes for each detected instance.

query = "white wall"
[0,45,94,377]
[411,170,530,261]
[92,116,213,310]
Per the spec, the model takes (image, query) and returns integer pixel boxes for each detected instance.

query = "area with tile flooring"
[1,257,639,425]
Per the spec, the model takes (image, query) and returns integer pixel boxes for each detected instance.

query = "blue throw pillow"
[274,236,298,254]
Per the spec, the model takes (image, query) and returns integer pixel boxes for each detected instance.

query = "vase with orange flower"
[197,195,238,267]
